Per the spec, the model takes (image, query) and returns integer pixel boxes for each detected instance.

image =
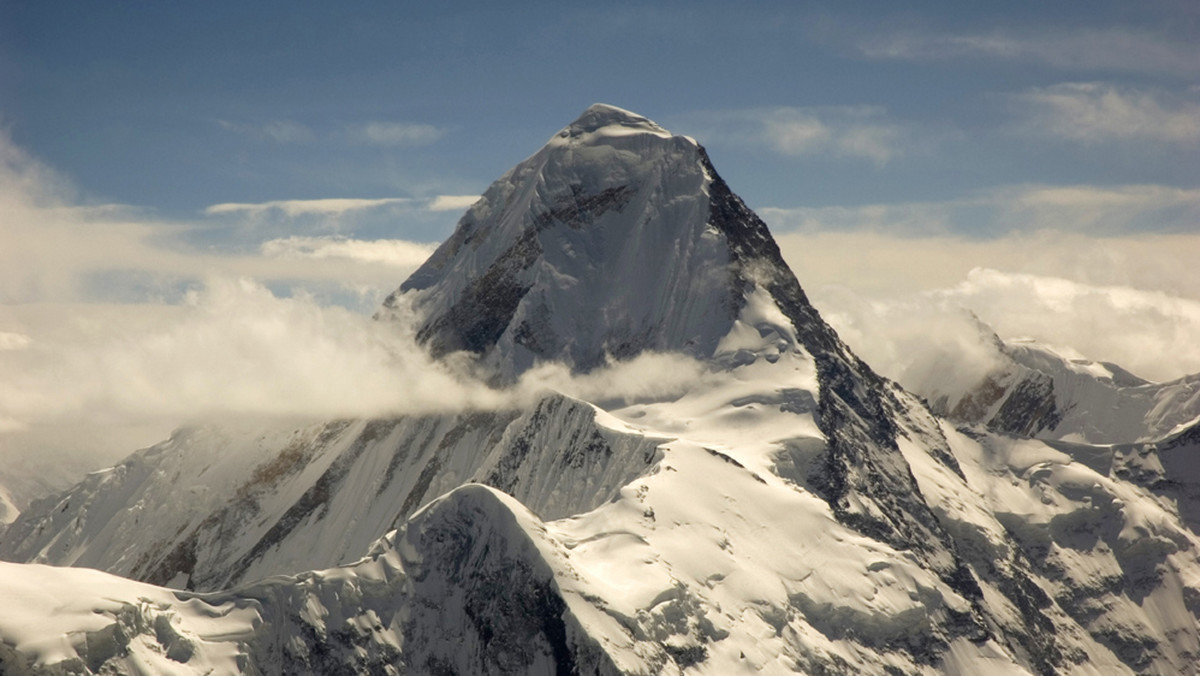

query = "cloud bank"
[799,259,1200,386]
[0,278,706,471]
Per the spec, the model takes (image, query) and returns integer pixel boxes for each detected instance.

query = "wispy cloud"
[347,121,445,147]
[858,27,1200,77]
[1010,82,1200,145]
[427,195,480,212]
[261,236,436,267]
[0,132,438,307]
[680,106,908,165]
[762,183,1200,237]
[217,119,446,147]
[203,197,412,217]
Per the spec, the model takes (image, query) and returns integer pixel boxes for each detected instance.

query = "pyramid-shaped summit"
[382,103,836,379]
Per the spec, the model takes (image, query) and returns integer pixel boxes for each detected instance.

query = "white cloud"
[762,182,1200,239]
[217,119,445,146]
[349,121,445,146]
[809,267,1200,419]
[0,131,439,310]
[680,107,907,165]
[0,278,706,475]
[943,269,1200,382]
[0,278,466,428]
[427,194,480,212]
[776,228,1200,384]
[0,332,31,351]
[203,197,411,217]
[859,27,1200,77]
[261,236,436,267]
[1011,82,1200,145]
[810,286,1007,407]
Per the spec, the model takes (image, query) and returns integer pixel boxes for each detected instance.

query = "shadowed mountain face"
[4,105,1200,676]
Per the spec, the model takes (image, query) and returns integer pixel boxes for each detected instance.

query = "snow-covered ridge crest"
[553,102,677,141]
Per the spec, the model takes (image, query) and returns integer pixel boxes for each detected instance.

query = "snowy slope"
[930,333,1200,446]
[0,397,662,591]
[3,104,1200,675]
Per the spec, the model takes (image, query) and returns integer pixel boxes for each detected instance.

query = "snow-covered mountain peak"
[382,104,817,379]
[555,102,676,142]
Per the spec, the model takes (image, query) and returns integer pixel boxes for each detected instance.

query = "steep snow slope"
[3,104,1199,675]
[0,397,662,591]
[931,334,1200,446]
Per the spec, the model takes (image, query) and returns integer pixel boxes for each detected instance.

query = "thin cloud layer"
[1011,83,1200,145]
[762,182,1200,238]
[217,119,446,147]
[427,195,481,212]
[204,197,413,217]
[261,236,436,267]
[348,121,445,147]
[216,119,317,144]
[679,107,908,165]
[0,133,438,307]
[858,27,1200,77]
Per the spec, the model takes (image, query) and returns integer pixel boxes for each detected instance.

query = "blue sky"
[4,1,1197,230]
[2,1,1200,479]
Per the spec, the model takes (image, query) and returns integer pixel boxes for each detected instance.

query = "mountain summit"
[388,104,966,586]
[383,103,831,379]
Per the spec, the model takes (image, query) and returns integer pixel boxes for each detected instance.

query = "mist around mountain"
[2,105,1199,675]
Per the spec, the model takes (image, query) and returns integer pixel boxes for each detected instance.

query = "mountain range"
[2,104,1198,675]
